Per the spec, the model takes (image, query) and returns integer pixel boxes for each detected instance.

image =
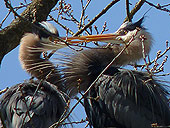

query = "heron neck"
[62,33,152,96]
[111,31,152,66]
[19,33,62,89]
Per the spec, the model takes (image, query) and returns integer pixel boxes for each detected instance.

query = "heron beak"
[59,33,123,44]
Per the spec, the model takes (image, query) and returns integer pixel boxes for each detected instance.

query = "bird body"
[0,80,66,128]
[19,33,61,86]
[62,18,170,127]
[19,23,64,90]
[63,48,170,128]
[0,21,67,128]
[1,18,170,128]
[85,69,170,128]
[62,27,152,95]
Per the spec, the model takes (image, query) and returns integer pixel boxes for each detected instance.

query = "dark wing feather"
[91,69,170,128]
[62,48,170,128]
[0,80,66,128]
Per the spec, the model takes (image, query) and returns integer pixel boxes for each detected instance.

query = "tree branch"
[0,0,59,64]
[126,0,131,22]
[124,0,146,22]
[145,1,170,13]
[73,0,120,36]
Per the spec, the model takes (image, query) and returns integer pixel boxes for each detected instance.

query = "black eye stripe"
[39,29,51,38]
[33,21,59,39]
[121,17,144,32]
[124,25,137,31]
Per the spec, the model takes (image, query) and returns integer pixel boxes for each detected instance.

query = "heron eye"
[49,36,53,41]
[124,30,128,34]
[118,29,128,35]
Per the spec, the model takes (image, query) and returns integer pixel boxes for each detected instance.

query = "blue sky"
[0,0,170,127]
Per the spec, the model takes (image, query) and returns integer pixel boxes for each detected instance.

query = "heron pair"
[0,18,170,128]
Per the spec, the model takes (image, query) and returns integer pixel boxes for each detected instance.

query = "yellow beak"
[59,33,122,44]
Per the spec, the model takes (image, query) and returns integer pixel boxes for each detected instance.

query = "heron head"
[113,17,146,43]
[33,21,59,42]
[62,17,151,47]
[32,21,66,50]
[116,17,144,33]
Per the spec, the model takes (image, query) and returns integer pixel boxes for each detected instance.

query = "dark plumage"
[0,80,66,128]
[19,22,64,91]
[1,18,169,128]
[85,69,170,128]
[0,21,67,128]
[61,18,170,127]
[62,49,170,128]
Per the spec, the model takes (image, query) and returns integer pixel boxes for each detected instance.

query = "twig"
[21,80,44,127]
[79,0,85,30]
[0,87,8,95]
[150,47,170,64]
[50,15,75,35]
[154,73,170,77]
[145,1,170,13]
[0,11,11,29]
[79,0,91,32]
[131,44,170,70]
[124,0,146,22]
[161,3,170,8]
[73,0,120,36]
[61,118,87,125]
[101,21,108,34]
[126,0,131,22]
[4,0,23,19]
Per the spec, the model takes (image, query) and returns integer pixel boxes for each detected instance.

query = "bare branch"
[0,87,8,95]
[124,0,146,22]
[126,0,131,22]
[146,1,170,13]
[73,0,120,36]
[49,14,75,35]
[0,0,59,64]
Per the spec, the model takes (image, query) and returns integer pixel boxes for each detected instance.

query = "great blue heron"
[61,17,170,127]
[1,18,170,128]
[19,21,65,91]
[0,21,68,128]
[0,81,66,128]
